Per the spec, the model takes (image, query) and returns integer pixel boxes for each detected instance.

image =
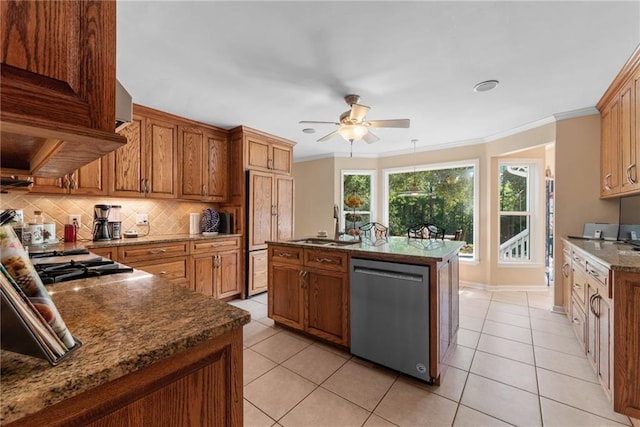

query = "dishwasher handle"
[352,266,423,282]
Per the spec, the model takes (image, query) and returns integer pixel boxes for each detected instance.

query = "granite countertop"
[564,237,640,273]
[272,236,466,262]
[0,271,250,423]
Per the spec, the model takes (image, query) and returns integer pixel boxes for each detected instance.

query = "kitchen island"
[267,236,465,385]
[1,269,250,426]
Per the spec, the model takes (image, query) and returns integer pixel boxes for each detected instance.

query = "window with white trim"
[341,170,375,234]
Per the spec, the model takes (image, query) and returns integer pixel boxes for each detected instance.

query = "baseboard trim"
[460,280,551,292]
[551,305,566,314]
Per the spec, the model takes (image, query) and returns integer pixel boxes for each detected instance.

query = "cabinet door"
[146,118,177,198]
[620,80,638,193]
[217,249,241,299]
[178,126,206,200]
[597,295,612,397]
[248,250,268,296]
[271,143,292,175]
[562,248,573,314]
[248,171,274,251]
[586,283,598,368]
[193,255,215,297]
[305,268,349,346]
[601,98,621,197]
[29,176,67,194]
[205,132,228,201]
[111,115,145,196]
[275,176,294,242]
[246,138,271,171]
[268,264,304,330]
[72,158,107,195]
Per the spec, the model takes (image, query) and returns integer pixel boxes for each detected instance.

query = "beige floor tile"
[280,329,316,344]
[527,291,554,309]
[460,298,491,313]
[244,400,276,427]
[458,328,481,348]
[244,366,316,421]
[540,397,630,426]
[631,417,640,427]
[453,404,512,426]
[244,348,277,386]
[471,351,538,393]
[461,374,541,427]
[374,380,458,426]
[489,300,531,316]
[244,321,280,347]
[529,307,570,324]
[311,341,352,359]
[255,316,276,327]
[492,291,529,306]
[363,414,398,426]
[537,368,630,424]
[252,292,268,305]
[251,331,312,363]
[430,366,469,402]
[229,299,268,319]
[460,304,490,320]
[282,345,348,384]
[449,344,476,371]
[485,309,531,328]
[279,387,370,427]
[460,287,494,300]
[482,320,532,344]
[534,347,598,383]
[460,314,485,332]
[530,316,575,337]
[323,360,397,411]
[477,333,534,365]
[532,329,585,356]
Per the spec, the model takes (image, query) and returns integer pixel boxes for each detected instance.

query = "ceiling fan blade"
[363,131,380,144]
[366,119,410,128]
[299,120,340,125]
[349,103,370,122]
[317,130,339,142]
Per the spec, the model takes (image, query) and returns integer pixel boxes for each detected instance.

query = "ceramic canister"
[42,223,56,243]
[28,223,44,244]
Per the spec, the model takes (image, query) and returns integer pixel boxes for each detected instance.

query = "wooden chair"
[453,229,465,241]
[407,223,445,240]
[359,222,389,241]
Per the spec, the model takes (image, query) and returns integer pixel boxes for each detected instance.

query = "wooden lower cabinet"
[131,256,192,289]
[192,238,242,299]
[248,250,268,296]
[89,246,118,261]
[10,328,243,427]
[118,241,192,289]
[268,244,349,346]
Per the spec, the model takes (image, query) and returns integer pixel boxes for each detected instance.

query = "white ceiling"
[117,1,640,162]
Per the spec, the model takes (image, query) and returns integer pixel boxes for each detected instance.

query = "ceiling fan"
[299,94,410,154]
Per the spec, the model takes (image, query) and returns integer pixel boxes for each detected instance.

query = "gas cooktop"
[33,257,134,284]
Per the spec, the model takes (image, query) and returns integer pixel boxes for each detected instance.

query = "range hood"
[115,79,133,132]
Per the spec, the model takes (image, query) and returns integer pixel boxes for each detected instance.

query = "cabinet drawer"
[572,267,588,306]
[304,249,349,272]
[569,295,587,351]
[269,245,303,265]
[572,251,586,269]
[130,256,190,283]
[585,259,610,296]
[118,241,190,263]
[191,237,240,254]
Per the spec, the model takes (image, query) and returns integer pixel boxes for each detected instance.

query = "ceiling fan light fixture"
[473,79,500,92]
[338,124,368,141]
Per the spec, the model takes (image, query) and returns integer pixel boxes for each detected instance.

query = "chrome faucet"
[333,204,341,240]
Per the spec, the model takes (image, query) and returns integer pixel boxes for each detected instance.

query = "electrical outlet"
[136,213,149,225]
[68,214,81,228]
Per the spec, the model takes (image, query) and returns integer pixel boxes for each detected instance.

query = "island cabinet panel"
[432,257,459,380]
[613,271,640,417]
[268,244,349,346]
[9,329,244,427]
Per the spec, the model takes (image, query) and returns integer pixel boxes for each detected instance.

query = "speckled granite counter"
[564,238,640,273]
[0,270,250,424]
[272,236,466,264]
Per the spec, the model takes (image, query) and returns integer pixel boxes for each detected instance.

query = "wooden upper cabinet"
[30,158,107,195]
[178,125,228,202]
[110,107,177,198]
[0,0,127,177]
[598,45,640,197]
[241,128,294,175]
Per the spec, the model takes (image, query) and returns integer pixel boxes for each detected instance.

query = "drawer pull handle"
[149,248,167,254]
[626,163,637,185]
[562,263,571,277]
[278,252,292,258]
[158,271,168,275]
[572,318,581,325]
[315,257,333,263]
[573,284,581,290]
[587,269,600,279]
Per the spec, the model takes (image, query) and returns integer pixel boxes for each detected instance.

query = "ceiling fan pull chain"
[350,140,354,157]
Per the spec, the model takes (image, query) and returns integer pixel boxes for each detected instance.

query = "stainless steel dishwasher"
[350,258,431,382]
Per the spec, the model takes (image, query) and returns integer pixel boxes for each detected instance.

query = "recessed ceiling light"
[473,80,500,92]
[302,128,315,134]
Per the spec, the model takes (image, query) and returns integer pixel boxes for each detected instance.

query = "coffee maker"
[93,204,111,241]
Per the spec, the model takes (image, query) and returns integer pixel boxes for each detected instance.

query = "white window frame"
[498,159,542,266]
[340,170,376,231]
[382,159,479,262]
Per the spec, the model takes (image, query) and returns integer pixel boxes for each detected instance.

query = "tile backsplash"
[1,193,218,242]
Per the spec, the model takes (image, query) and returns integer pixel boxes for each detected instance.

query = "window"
[383,160,478,259]
[341,170,375,233]
[498,161,540,263]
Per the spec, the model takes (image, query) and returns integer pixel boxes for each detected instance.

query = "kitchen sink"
[290,238,360,247]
